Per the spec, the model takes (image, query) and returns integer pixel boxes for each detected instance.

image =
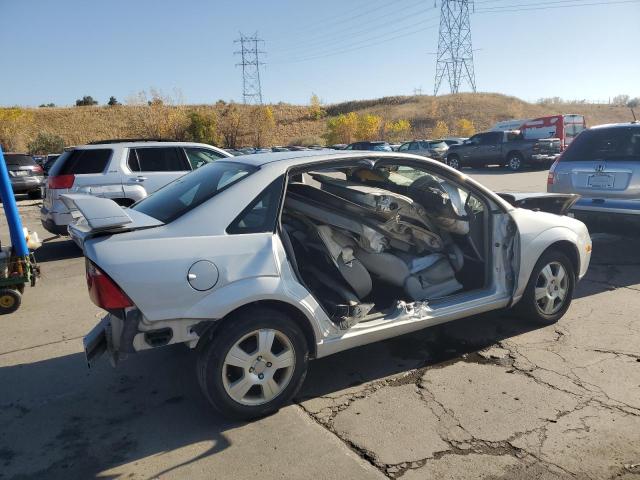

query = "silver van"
[547,122,640,231]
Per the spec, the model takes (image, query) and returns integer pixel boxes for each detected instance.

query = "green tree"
[28,132,65,155]
[38,103,55,108]
[186,111,221,145]
[75,95,98,106]
[107,96,120,106]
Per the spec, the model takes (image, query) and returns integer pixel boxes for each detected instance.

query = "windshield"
[561,127,640,162]
[372,144,392,151]
[132,161,256,223]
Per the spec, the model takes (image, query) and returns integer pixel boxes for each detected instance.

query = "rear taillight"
[547,158,560,185]
[32,165,43,174]
[47,174,75,189]
[85,259,133,310]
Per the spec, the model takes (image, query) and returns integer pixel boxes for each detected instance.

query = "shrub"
[185,111,220,145]
[28,132,65,155]
[455,118,476,137]
[288,135,324,147]
[431,120,449,139]
[384,119,411,142]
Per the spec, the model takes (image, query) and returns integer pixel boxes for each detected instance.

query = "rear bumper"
[11,177,43,193]
[530,154,559,163]
[570,198,640,234]
[40,206,73,235]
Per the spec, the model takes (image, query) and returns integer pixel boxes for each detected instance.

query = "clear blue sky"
[1,0,638,106]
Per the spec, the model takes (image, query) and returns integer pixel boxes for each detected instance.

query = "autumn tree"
[28,132,65,155]
[309,93,326,120]
[356,114,382,141]
[251,105,276,148]
[455,118,475,137]
[384,119,411,142]
[325,112,359,144]
[431,120,449,139]
[218,103,244,148]
[0,108,33,151]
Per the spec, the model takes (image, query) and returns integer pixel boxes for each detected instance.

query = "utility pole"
[234,33,265,104]
[433,0,476,96]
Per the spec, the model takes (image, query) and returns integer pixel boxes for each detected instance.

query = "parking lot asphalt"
[1,168,639,480]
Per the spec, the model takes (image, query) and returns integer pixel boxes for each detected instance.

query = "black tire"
[27,189,41,199]
[516,249,575,325]
[446,155,461,170]
[506,152,524,171]
[197,306,309,420]
[0,288,22,314]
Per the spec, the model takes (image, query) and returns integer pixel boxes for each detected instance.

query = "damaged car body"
[67,151,592,419]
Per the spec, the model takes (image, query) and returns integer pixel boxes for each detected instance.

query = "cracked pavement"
[2,170,640,479]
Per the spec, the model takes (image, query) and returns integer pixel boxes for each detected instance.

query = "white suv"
[41,139,231,235]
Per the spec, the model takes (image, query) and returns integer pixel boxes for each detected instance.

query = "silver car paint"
[79,152,591,359]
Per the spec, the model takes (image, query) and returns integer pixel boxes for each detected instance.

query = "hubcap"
[449,158,459,169]
[222,328,295,406]
[509,156,521,170]
[534,261,568,315]
[0,295,15,308]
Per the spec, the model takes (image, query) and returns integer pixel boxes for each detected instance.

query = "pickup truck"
[445,130,560,171]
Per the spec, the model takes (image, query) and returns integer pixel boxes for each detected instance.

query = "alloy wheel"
[222,328,296,406]
[534,261,568,315]
[448,157,460,169]
[508,155,521,171]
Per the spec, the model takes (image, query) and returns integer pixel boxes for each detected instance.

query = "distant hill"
[3,93,634,151]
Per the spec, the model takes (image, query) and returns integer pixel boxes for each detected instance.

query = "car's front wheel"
[506,152,524,171]
[197,307,309,419]
[447,155,461,170]
[516,249,575,324]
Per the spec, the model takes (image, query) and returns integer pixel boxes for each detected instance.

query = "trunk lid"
[60,194,163,247]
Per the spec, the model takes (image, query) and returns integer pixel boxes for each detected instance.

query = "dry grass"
[4,93,633,151]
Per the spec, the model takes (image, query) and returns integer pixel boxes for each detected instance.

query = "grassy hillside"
[2,93,633,152]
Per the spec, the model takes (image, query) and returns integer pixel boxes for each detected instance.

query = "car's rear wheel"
[516,249,575,324]
[197,307,309,419]
[506,152,524,171]
[447,155,460,170]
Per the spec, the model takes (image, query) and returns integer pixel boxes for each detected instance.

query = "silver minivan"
[547,122,640,231]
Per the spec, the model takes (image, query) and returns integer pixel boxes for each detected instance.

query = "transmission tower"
[433,0,476,95]
[234,33,265,104]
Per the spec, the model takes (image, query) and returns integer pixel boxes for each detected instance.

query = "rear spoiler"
[60,194,163,235]
[497,192,580,216]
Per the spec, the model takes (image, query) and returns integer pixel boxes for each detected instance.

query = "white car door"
[125,147,191,196]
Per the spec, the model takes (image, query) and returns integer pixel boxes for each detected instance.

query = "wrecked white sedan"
[66,151,591,419]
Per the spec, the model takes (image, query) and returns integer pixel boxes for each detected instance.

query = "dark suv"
[345,141,392,152]
[3,153,45,198]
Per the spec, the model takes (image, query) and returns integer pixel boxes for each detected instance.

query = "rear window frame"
[561,126,640,162]
[49,148,113,176]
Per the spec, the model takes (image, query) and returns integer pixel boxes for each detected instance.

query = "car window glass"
[562,127,640,162]
[4,154,36,167]
[398,143,409,151]
[227,176,284,234]
[408,142,420,151]
[53,149,111,175]
[132,161,256,223]
[134,147,188,172]
[184,148,225,169]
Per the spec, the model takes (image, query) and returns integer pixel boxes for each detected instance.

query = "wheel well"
[200,300,318,358]
[506,150,523,160]
[545,241,580,280]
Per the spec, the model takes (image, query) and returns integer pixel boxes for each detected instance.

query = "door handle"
[131,176,147,182]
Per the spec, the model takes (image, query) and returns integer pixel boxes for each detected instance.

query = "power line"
[234,33,265,104]
[475,0,639,12]
[434,0,477,95]
[271,0,434,56]
[272,21,439,65]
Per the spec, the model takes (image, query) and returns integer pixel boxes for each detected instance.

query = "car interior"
[279,160,492,329]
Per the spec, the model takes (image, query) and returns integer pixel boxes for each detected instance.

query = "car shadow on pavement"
[296,309,540,403]
[34,237,83,263]
[0,345,239,480]
[574,233,640,299]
